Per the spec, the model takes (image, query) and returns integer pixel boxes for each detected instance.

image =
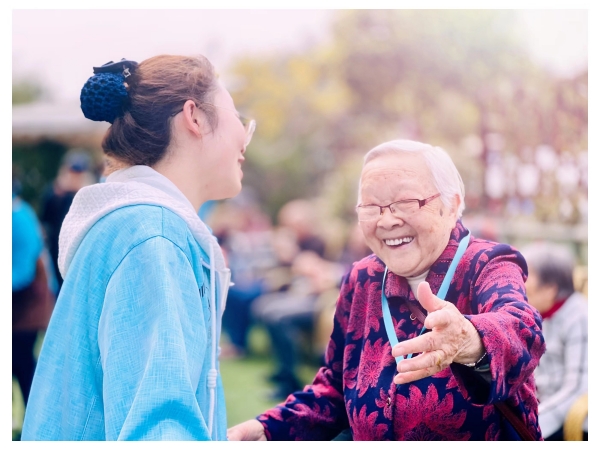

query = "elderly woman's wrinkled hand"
[391,281,485,384]
[227,419,268,441]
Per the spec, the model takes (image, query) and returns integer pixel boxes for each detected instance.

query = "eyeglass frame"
[355,193,441,222]
[170,102,256,147]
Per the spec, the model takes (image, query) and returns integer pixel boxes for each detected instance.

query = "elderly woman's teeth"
[385,237,414,246]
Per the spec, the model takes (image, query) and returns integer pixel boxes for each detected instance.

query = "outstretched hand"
[227,419,267,441]
[391,281,484,384]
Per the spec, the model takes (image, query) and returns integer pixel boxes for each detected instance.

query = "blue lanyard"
[382,231,471,363]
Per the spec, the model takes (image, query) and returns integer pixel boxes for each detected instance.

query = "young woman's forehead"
[214,81,234,101]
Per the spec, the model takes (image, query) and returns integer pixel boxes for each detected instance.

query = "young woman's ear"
[179,100,203,137]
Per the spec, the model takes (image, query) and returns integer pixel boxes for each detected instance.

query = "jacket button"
[386,397,391,407]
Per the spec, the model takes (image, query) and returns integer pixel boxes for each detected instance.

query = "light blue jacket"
[21,166,229,440]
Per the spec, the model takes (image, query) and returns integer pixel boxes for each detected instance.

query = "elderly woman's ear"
[442,193,461,219]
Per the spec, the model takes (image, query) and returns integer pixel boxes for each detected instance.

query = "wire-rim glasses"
[356,193,441,222]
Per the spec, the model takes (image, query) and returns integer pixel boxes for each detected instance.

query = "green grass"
[220,326,321,426]
[220,355,281,424]
[12,326,321,438]
[12,332,44,440]
[12,379,25,441]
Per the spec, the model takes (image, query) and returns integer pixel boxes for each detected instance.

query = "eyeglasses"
[171,102,256,147]
[355,193,441,222]
[241,117,256,147]
[206,103,256,147]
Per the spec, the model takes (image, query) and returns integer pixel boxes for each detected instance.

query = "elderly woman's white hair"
[358,139,466,218]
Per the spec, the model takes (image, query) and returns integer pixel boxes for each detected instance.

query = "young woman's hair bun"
[80,59,138,123]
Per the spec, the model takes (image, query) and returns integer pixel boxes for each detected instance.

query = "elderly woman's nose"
[378,207,404,227]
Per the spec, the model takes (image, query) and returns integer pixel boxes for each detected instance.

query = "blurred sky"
[12,8,588,103]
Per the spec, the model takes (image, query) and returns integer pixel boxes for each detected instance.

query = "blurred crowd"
[209,190,371,400]
[12,149,97,423]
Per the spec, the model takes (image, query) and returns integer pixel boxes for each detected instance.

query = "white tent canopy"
[12,101,109,138]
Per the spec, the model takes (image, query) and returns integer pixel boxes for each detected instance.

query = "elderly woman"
[228,139,545,441]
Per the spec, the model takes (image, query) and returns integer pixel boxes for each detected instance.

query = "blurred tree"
[228,10,586,227]
[12,79,44,105]
[13,141,68,212]
[12,78,69,212]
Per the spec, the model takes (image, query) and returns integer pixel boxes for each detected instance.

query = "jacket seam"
[80,355,102,440]
[106,208,195,283]
[96,206,199,343]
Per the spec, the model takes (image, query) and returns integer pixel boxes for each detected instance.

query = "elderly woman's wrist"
[454,321,485,365]
[455,347,485,365]
[459,350,489,369]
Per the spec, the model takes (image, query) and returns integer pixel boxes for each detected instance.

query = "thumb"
[416,281,445,313]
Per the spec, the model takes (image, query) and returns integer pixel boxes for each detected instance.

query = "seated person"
[252,250,344,399]
[521,242,588,441]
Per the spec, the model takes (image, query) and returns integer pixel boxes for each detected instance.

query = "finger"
[229,419,267,441]
[227,428,242,441]
[227,423,256,441]
[417,281,446,314]
[392,332,439,358]
[393,364,440,384]
[423,308,453,330]
[396,350,443,374]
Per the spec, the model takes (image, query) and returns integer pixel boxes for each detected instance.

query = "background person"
[21,54,254,440]
[228,139,545,441]
[12,186,56,408]
[521,242,588,441]
[252,249,345,400]
[212,191,276,358]
[39,150,96,290]
[249,198,334,398]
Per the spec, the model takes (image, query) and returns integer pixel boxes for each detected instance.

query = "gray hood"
[58,165,226,278]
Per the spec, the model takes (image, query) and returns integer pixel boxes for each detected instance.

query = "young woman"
[21,54,255,441]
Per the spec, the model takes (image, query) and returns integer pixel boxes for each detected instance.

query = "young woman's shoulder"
[94,204,191,245]
[73,205,198,274]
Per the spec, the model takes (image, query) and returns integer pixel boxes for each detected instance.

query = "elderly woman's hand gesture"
[391,281,485,384]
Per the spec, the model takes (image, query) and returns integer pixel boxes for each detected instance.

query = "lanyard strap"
[382,231,471,363]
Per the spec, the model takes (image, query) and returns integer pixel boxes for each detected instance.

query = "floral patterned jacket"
[257,221,545,440]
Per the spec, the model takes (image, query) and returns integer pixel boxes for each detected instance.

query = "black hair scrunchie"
[80,59,138,123]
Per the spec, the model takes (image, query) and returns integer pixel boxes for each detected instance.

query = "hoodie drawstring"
[207,244,218,439]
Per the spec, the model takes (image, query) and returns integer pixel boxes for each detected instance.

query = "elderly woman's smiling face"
[359,152,459,278]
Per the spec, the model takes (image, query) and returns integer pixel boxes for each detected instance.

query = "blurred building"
[13,100,106,212]
[13,100,108,148]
